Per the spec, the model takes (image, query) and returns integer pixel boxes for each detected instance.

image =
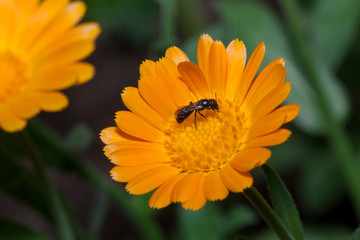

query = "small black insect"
[175,99,219,128]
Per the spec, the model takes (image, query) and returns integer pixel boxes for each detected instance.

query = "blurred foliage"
[1,0,360,239]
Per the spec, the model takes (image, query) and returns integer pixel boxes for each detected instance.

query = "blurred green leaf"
[0,144,51,219]
[62,123,94,152]
[177,203,257,240]
[183,0,350,135]
[350,226,360,240]
[262,164,303,240]
[297,145,345,216]
[0,218,51,240]
[84,0,158,46]
[309,0,360,69]
[256,224,351,240]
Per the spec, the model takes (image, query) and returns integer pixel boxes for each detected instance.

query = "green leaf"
[350,226,360,240]
[183,0,350,135]
[177,202,257,240]
[309,0,360,69]
[0,218,51,240]
[62,123,94,152]
[262,164,303,240]
[297,146,345,215]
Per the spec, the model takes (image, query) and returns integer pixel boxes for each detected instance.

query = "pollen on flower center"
[164,99,248,174]
[0,52,28,101]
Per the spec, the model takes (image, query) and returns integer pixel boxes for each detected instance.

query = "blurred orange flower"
[0,0,100,132]
[101,34,300,210]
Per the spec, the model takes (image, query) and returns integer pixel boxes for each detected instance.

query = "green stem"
[277,0,360,220]
[17,130,75,240]
[243,187,295,240]
[89,191,108,237]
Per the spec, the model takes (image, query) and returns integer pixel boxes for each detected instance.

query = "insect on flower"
[175,99,219,128]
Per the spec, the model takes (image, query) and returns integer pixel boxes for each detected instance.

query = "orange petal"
[165,46,189,65]
[34,91,69,112]
[203,171,229,201]
[243,59,285,110]
[235,42,265,106]
[155,57,193,107]
[100,127,132,144]
[26,1,87,59]
[110,164,169,182]
[208,40,227,98]
[272,104,300,124]
[230,148,271,172]
[104,140,164,155]
[220,164,253,193]
[149,174,183,209]
[0,103,27,132]
[66,62,95,84]
[247,111,286,140]
[224,39,246,101]
[12,0,39,16]
[0,1,15,51]
[197,34,213,82]
[125,166,179,195]
[139,60,156,76]
[250,82,291,123]
[7,94,41,119]
[30,71,77,90]
[171,172,202,203]
[245,129,292,148]
[178,61,211,99]
[115,111,164,143]
[138,75,177,121]
[108,148,170,166]
[121,87,170,132]
[181,176,206,210]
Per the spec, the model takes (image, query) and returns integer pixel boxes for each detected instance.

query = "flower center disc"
[164,99,248,174]
[0,52,28,101]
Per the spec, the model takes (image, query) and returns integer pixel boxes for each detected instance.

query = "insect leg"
[198,111,207,121]
[194,110,197,129]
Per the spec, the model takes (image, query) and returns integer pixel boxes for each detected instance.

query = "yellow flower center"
[164,99,248,174]
[0,52,28,101]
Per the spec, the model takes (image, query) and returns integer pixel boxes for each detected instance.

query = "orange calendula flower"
[101,34,300,210]
[0,0,100,132]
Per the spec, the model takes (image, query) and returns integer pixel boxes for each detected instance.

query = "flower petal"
[138,74,177,121]
[230,148,271,172]
[171,172,202,203]
[203,171,229,201]
[245,129,292,148]
[247,111,286,140]
[125,166,180,195]
[121,87,170,132]
[181,176,206,210]
[115,111,164,143]
[242,59,285,110]
[235,42,265,106]
[225,39,246,101]
[272,104,300,124]
[149,174,183,209]
[250,82,292,123]
[108,148,170,166]
[100,127,135,144]
[178,61,211,99]
[165,46,189,65]
[208,40,227,98]
[0,103,26,132]
[197,34,213,82]
[220,164,253,193]
[8,94,41,119]
[34,91,69,112]
[111,164,169,182]
[155,57,193,107]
